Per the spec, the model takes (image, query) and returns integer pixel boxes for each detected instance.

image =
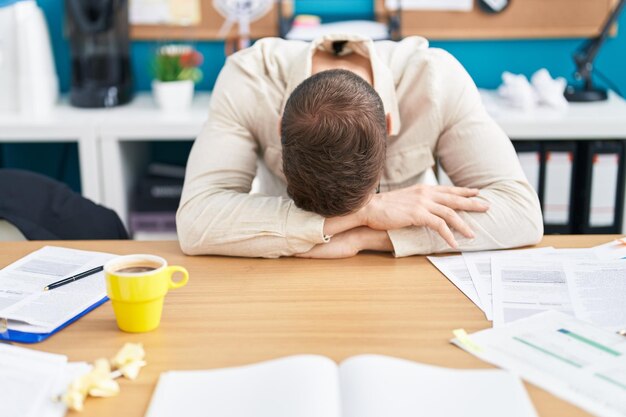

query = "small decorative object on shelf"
[152,44,204,112]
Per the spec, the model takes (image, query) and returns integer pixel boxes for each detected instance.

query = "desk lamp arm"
[568,0,626,99]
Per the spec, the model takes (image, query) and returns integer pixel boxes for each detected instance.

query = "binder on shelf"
[576,141,625,234]
[541,142,577,234]
[513,142,542,195]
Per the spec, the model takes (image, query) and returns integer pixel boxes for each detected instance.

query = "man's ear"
[386,113,392,136]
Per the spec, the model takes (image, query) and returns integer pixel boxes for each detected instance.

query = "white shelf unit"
[480,90,626,140]
[98,94,211,226]
[480,90,626,233]
[0,102,101,203]
[1,90,626,236]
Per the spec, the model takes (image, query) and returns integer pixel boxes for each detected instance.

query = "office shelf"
[1,90,626,235]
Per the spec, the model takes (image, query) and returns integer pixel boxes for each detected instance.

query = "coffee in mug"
[115,265,158,274]
[104,254,189,333]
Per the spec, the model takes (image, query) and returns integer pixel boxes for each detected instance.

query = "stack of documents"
[453,311,626,417]
[0,343,90,417]
[428,239,626,331]
[0,246,117,342]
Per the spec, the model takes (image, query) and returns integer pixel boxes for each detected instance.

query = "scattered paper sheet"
[0,344,91,417]
[427,238,626,328]
[44,362,92,417]
[565,260,626,333]
[427,255,484,315]
[452,311,626,417]
[463,247,554,320]
[0,344,66,417]
[491,256,574,327]
[491,247,626,330]
[592,239,626,261]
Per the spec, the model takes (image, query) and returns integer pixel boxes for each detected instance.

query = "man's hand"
[297,227,393,259]
[358,184,490,249]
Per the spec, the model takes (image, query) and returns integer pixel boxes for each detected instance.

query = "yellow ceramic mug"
[104,254,188,333]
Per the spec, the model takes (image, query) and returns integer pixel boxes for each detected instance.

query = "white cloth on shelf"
[531,68,568,111]
[497,69,568,112]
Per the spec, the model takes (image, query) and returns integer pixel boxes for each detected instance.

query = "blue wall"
[3,0,625,195]
[37,0,626,93]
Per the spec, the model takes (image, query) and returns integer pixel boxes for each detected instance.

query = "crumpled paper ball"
[111,343,147,380]
[61,359,120,411]
[61,343,146,412]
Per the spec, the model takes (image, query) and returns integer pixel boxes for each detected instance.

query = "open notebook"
[145,354,537,417]
[0,246,117,342]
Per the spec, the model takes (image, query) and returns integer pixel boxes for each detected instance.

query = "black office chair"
[0,169,128,240]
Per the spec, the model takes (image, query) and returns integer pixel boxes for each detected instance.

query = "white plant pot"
[152,80,194,112]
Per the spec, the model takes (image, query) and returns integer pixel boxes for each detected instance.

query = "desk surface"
[4,236,616,417]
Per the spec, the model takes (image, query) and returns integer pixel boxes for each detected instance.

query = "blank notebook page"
[339,354,538,417]
[144,355,342,417]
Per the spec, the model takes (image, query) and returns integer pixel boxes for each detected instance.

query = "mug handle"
[166,266,189,289]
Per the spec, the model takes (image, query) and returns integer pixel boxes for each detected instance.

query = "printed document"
[491,256,573,326]
[0,343,66,417]
[463,247,554,320]
[491,247,626,329]
[565,260,626,333]
[453,311,626,417]
[427,239,626,327]
[592,239,626,260]
[0,343,89,417]
[0,246,116,333]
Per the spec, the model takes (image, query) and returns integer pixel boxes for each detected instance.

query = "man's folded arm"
[387,50,543,257]
[176,58,328,258]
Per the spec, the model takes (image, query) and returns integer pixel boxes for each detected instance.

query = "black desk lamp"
[565,0,626,102]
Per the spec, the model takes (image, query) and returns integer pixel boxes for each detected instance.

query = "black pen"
[43,266,104,291]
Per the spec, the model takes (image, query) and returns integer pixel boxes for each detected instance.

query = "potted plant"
[152,44,203,112]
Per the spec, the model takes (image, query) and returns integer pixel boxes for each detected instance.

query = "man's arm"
[296,227,393,258]
[177,56,329,258]
[302,184,489,258]
[384,50,543,257]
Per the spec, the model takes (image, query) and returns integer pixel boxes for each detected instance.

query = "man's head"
[281,69,387,217]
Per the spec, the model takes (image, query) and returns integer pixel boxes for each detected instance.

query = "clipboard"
[0,246,117,344]
[0,297,108,344]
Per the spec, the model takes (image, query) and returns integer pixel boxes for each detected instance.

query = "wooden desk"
[4,236,615,417]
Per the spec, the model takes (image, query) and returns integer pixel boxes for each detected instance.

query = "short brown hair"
[281,69,387,217]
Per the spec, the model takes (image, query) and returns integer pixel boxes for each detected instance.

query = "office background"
[2,0,626,192]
